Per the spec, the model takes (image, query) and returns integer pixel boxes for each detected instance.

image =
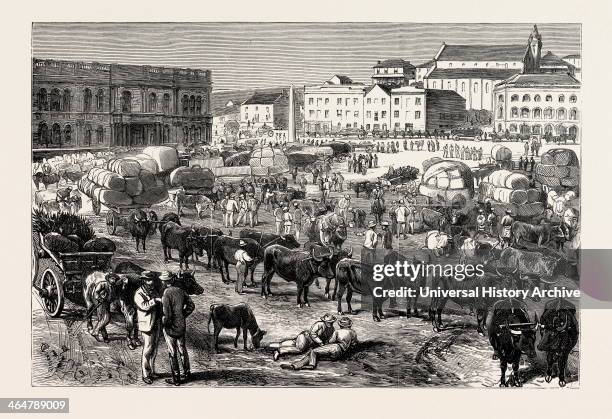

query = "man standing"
[347,158,352,172]
[363,220,379,266]
[273,204,284,235]
[407,201,417,235]
[282,206,293,235]
[234,241,253,294]
[312,166,319,184]
[291,166,298,183]
[84,272,121,343]
[336,172,344,192]
[381,221,393,250]
[224,194,238,228]
[395,200,408,239]
[235,194,248,227]
[524,140,529,156]
[134,271,162,385]
[500,209,514,248]
[388,200,398,236]
[322,177,331,203]
[271,313,336,361]
[247,193,259,227]
[282,317,358,370]
[337,194,351,221]
[293,202,303,241]
[530,156,536,172]
[373,154,378,168]
[476,209,487,239]
[161,271,195,386]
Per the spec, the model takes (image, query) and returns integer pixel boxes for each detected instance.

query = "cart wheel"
[92,197,101,215]
[32,245,39,282]
[106,211,118,235]
[39,267,64,318]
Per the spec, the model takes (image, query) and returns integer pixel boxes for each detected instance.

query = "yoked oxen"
[126,209,154,253]
[302,242,353,299]
[511,220,553,247]
[212,236,264,286]
[192,225,224,268]
[239,229,300,249]
[487,246,563,284]
[537,298,579,387]
[488,298,538,387]
[383,250,431,318]
[260,245,334,307]
[160,221,204,270]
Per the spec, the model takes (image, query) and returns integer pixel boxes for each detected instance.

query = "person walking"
[293,202,303,241]
[134,271,162,385]
[160,271,195,386]
[362,220,379,267]
[234,240,253,294]
[273,204,284,235]
[224,194,238,228]
[282,206,293,235]
[381,221,393,250]
[500,209,514,248]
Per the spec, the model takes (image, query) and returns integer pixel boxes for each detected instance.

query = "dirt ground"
[31,141,580,388]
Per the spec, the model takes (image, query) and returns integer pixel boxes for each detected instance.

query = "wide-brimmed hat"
[159,271,177,282]
[381,221,389,227]
[344,194,350,199]
[368,220,377,228]
[338,317,353,328]
[320,313,337,323]
[293,202,299,207]
[140,270,157,281]
[239,240,247,247]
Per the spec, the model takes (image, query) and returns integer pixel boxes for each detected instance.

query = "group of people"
[525,137,542,157]
[220,193,260,228]
[442,143,484,161]
[517,156,537,172]
[317,173,345,202]
[348,153,378,175]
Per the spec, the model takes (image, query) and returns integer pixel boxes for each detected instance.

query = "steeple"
[523,24,543,73]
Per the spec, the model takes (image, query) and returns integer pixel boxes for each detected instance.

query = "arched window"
[545,95,553,102]
[569,125,578,137]
[556,125,567,135]
[533,108,542,118]
[196,96,202,114]
[511,94,519,102]
[569,95,577,103]
[511,107,518,118]
[51,123,61,145]
[544,124,553,134]
[37,88,48,111]
[474,82,478,93]
[182,95,189,115]
[148,92,157,113]
[96,89,104,111]
[532,125,541,134]
[84,125,92,146]
[50,88,61,111]
[569,108,578,120]
[558,95,565,103]
[497,106,504,119]
[520,124,531,134]
[557,108,567,119]
[447,81,452,89]
[83,88,92,112]
[432,81,437,88]
[62,89,71,112]
[534,94,541,102]
[121,91,132,113]
[96,126,104,144]
[162,93,170,114]
[521,107,530,118]
[38,122,49,146]
[461,82,465,92]
[189,95,196,115]
[509,124,517,132]
[544,108,553,119]
[522,94,530,102]
[498,94,504,103]
[63,125,72,145]
[485,83,489,93]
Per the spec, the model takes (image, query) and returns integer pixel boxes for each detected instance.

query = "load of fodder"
[535,148,579,189]
[382,165,420,182]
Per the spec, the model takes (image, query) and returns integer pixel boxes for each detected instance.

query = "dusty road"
[31,142,580,388]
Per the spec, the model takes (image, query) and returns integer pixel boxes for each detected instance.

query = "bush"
[32,209,96,243]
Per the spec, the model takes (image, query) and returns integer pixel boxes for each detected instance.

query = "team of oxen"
[105,193,580,387]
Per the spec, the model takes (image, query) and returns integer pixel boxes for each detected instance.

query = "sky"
[32,23,580,91]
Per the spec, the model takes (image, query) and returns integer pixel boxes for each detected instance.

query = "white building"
[415,60,435,83]
[371,59,416,88]
[562,54,581,80]
[389,85,426,132]
[493,73,581,139]
[304,75,365,134]
[240,91,289,130]
[364,84,392,132]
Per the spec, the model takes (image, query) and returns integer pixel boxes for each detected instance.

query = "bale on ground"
[142,146,179,172]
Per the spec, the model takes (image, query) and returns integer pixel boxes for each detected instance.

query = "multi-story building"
[364,85,392,132]
[492,72,581,139]
[304,75,366,134]
[240,91,289,130]
[415,60,435,83]
[371,59,416,88]
[389,85,426,132]
[562,54,581,80]
[32,58,212,152]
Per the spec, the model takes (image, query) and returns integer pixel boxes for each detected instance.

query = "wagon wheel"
[91,197,101,215]
[39,267,64,318]
[32,245,39,282]
[106,211,118,235]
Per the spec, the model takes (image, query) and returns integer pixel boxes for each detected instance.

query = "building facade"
[304,75,366,134]
[32,58,212,151]
[492,73,581,139]
[212,100,241,139]
[562,54,581,80]
[364,85,392,132]
[371,59,416,87]
[389,85,426,132]
[240,91,290,130]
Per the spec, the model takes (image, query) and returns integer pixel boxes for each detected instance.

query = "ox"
[260,245,334,307]
[212,236,264,286]
[127,209,153,253]
[491,247,562,284]
[537,298,579,387]
[207,303,266,353]
[488,298,538,387]
[192,225,223,268]
[511,220,553,247]
[239,229,300,249]
[160,222,203,270]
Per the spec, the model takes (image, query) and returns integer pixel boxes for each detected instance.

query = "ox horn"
[347,247,353,258]
[555,313,569,332]
[532,313,539,330]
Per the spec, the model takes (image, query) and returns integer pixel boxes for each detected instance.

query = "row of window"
[445,62,516,68]
[504,94,577,103]
[503,123,579,136]
[430,81,490,93]
[374,68,403,74]
[243,106,271,112]
[244,113,270,122]
[307,96,423,107]
[35,122,104,146]
[499,106,579,121]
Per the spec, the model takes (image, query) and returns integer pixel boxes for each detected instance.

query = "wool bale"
[142,146,179,172]
[537,175,562,187]
[89,168,126,192]
[132,186,169,206]
[488,170,512,188]
[504,173,530,190]
[126,154,160,174]
[423,157,443,172]
[561,177,580,187]
[169,166,215,189]
[82,237,116,252]
[535,164,569,178]
[527,189,540,203]
[139,170,157,190]
[552,149,579,166]
[567,166,580,178]
[509,190,528,205]
[437,176,450,189]
[190,157,224,169]
[96,188,133,206]
[491,145,512,162]
[124,177,144,196]
[517,202,545,218]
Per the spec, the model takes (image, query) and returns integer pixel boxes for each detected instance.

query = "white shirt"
[234,249,253,264]
[395,205,408,222]
[363,229,378,249]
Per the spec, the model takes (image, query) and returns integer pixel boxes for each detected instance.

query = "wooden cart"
[32,233,114,318]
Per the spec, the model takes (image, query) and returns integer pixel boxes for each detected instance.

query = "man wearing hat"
[224,193,238,228]
[293,202,303,241]
[84,271,122,343]
[476,209,487,238]
[270,313,336,361]
[134,271,162,384]
[381,221,393,250]
[500,209,514,248]
[337,194,351,221]
[282,206,293,235]
[234,240,253,294]
[395,199,409,239]
[247,192,260,228]
[160,271,195,385]
[283,317,358,370]
[273,204,284,235]
[235,193,248,227]
[362,220,379,267]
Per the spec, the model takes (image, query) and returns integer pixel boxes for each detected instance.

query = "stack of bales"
[78,153,168,207]
[534,148,579,189]
[249,147,289,177]
[547,190,579,216]
[490,145,513,169]
[169,166,215,193]
[189,156,224,169]
[419,160,474,207]
[478,169,544,217]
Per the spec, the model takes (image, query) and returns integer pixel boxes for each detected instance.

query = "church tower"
[523,24,542,73]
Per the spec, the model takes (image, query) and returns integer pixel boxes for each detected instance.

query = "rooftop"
[425,89,466,101]
[365,84,393,95]
[242,91,286,105]
[540,51,574,68]
[329,74,354,84]
[496,73,581,88]
[426,68,521,80]
[373,59,415,69]
[437,44,527,62]
[562,54,581,59]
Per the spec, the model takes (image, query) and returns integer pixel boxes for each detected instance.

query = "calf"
[160,222,203,270]
[207,303,266,353]
[127,209,152,252]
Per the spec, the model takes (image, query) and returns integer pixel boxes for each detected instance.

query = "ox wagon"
[89,197,155,236]
[32,233,114,318]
